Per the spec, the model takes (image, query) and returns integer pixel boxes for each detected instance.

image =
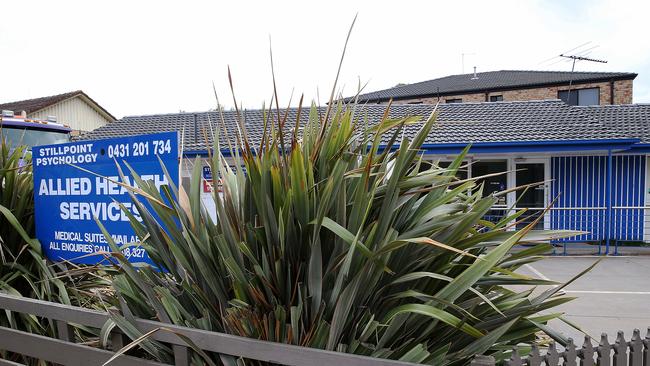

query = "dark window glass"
[472,160,507,205]
[489,95,503,102]
[515,163,546,229]
[558,90,579,105]
[445,98,462,103]
[473,160,508,224]
[415,159,434,174]
[558,87,599,106]
[515,164,545,208]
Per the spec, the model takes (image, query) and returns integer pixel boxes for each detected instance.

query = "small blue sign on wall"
[32,132,179,267]
[202,165,212,180]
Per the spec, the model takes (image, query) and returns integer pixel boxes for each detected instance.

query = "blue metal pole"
[605,149,613,255]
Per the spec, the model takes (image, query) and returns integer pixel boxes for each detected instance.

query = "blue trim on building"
[419,139,640,154]
[626,143,650,153]
[183,138,643,158]
[183,149,228,157]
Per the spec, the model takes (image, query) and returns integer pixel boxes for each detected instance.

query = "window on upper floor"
[558,87,600,106]
[489,95,503,102]
[446,98,462,103]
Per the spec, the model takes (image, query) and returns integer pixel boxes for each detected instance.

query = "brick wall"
[382,79,633,105]
[613,79,633,104]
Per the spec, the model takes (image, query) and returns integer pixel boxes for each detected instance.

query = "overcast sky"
[1,0,649,118]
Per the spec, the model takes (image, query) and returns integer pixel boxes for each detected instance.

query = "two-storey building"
[351,70,636,106]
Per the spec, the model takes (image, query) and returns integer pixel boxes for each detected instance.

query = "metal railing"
[549,207,608,255]
[484,206,650,255]
[0,292,419,366]
[472,329,650,366]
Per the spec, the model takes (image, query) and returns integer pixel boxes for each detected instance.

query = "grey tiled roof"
[79,100,631,152]
[580,104,650,143]
[348,70,637,103]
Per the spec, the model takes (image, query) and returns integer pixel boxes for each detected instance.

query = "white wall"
[181,157,218,222]
[29,96,112,133]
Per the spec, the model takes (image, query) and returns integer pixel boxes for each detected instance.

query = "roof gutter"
[417,138,640,154]
[625,143,650,153]
[183,138,641,158]
[184,149,231,158]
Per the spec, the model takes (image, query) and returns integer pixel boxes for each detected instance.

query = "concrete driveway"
[515,256,650,342]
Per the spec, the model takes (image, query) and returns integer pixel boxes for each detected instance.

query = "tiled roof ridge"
[122,110,222,119]
[498,69,636,75]
[120,99,566,119]
[0,90,82,104]
[391,70,636,88]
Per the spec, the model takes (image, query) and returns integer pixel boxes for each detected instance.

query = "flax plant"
[0,135,111,363]
[0,139,70,322]
[99,94,586,365]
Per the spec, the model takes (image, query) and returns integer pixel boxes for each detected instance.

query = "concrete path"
[515,256,650,342]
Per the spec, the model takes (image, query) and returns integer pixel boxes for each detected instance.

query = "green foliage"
[0,134,111,363]
[105,101,581,365]
[0,138,67,328]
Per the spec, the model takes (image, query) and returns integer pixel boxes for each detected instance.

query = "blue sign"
[202,166,212,180]
[32,132,179,267]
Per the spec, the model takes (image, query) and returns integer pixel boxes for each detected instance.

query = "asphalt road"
[515,256,650,343]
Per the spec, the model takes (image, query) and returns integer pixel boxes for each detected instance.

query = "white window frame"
[509,157,551,230]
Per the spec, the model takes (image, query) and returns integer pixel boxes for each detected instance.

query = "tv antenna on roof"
[559,54,607,64]
[558,53,608,104]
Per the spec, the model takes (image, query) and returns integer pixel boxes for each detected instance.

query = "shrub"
[0,139,69,326]
[102,99,582,365]
[0,135,111,363]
